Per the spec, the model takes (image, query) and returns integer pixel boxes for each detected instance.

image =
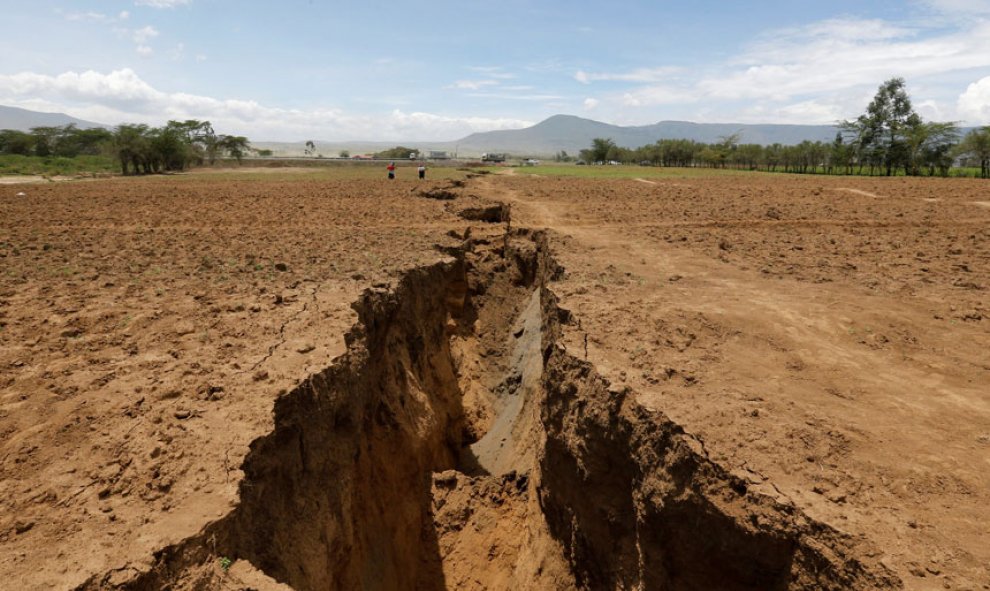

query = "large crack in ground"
[77,225,902,590]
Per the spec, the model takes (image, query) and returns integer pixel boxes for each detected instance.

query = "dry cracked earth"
[0,167,988,590]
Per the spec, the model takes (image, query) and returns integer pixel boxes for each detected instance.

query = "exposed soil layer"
[484,172,990,590]
[0,175,492,589]
[2,171,987,589]
[73,229,897,590]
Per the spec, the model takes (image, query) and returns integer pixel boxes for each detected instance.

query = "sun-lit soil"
[1,166,987,590]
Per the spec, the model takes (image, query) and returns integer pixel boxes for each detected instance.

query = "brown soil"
[1,171,987,590]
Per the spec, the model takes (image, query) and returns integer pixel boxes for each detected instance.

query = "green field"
[0,154,116,176]
[0,155,473,183]
[513,163,987,180]
[165,162,474,182]
[513,164,752,179]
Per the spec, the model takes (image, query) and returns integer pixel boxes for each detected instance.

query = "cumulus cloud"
[958,76,990,121]
[0,68,532,141]
[586,14,990,124]
[583,98,599,110]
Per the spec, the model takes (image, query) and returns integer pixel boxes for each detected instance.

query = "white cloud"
[583,98,599,110]
[135,0,191,8]
[167,43,185,61]
[700,17,990,102]
[586,14,990,124]
[467,92,564,101]
[136,45,153,57]
[575,67,682,85]
[448,79,499,90]
[61,10,129,23]
[621,86,697,107]
[0,68,532,141]
[63,11,112,22]
[464,68,515,81]
[958,76,990,122]
[132,25,159,44]
[920,0,990,15]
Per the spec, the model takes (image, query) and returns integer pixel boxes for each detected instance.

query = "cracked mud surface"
[1,168,988,590]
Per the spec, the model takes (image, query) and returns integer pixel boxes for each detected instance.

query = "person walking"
[418,163,426,180]
[387,161,396,180]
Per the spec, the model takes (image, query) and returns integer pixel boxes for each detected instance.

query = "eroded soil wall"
[78,229,901,591]
[538,290,901,589]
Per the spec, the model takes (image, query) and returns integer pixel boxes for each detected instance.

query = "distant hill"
[0,105,107,131]
[449,115,842,156]
[254,116,845,159]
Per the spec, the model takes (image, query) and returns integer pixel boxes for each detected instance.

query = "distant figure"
[387,161,396,179]
[418,164,426,180]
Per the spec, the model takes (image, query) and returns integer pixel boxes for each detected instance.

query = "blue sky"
[1,0,989,140]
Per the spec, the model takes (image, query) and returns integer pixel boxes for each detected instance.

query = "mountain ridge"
[252,115,845,157]
[448,114,843,156]
[1,105,852,157]
[0,105,107,131]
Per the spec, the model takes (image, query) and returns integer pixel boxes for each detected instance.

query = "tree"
[304,140,315,156]
[374,146,417,159]
[107,120,248,175]
[58,126,112,156]
[957,126,990,178]
[219,135,250,163]
[112,124,152,175]
[0,129,35,155]
[339,150,350,158]
[842,77,921,176]
[906,121,960,176]
[588,137,617,163]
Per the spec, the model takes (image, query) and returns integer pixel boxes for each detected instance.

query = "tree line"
[0,120,251,175]
[579,78,990,178]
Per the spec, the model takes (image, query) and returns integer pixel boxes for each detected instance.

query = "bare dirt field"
[1,167,987,590]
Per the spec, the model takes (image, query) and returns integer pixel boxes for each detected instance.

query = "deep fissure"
[78,227,901,590]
